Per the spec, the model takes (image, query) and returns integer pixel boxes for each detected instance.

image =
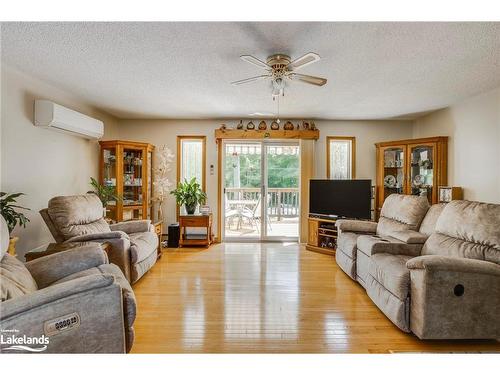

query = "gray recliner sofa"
[40,194,158,284]
[336,196,500,339]
[335,194,430,287]
[0,216,136,353]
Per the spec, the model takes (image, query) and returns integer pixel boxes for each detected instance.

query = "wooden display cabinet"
[375,137,448,217]
[99,140,155,222]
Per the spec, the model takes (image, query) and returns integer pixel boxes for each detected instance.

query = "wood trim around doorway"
[176,135,207,219]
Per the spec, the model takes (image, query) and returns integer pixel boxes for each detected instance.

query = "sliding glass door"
[222,141,300,241]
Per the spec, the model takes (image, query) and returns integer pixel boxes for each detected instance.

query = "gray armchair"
[0,217,136,353]
[40,194,158,284]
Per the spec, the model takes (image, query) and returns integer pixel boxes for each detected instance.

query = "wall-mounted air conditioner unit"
[34,100,104,140]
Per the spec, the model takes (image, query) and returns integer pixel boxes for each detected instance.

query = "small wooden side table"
[179,214,213,248]
[153,220,163,259]
[25,241,110,262]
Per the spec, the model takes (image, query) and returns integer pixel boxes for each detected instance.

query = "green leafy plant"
[0,192,30,234]
[89,177,122,207]
[170,177,207,214]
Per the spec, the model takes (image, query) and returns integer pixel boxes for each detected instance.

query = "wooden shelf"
[215,128,319,140]
[99,140,155,222]
[307,216,337,256]
[318,233,337,239]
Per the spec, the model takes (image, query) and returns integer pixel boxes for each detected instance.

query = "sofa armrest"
[335,219,377,233]
[390,230,428,244]
[407,255,500,339]
[407,255,500,276]
[358,235,423,257]
[25,244,108,289]
[0,274,114,320]
[64,231,129,243]
[0,274,127,353]
[109,220,151,234]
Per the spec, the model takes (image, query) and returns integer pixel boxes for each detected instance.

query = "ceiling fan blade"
[240,55,271,70]
[288,73,327,86]
[287,52,321,71]
[231,75,271,86]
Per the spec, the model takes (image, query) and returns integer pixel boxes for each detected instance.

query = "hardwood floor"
[131,243,499,353]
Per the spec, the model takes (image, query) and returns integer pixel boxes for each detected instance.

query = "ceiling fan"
[231,52,327,97]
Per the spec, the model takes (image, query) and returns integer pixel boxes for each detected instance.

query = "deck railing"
[225,187,300,220]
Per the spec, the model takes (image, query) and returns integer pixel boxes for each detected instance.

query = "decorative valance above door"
[215,128,319,140]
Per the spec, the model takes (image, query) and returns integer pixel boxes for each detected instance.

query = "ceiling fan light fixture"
[233,52,327,96]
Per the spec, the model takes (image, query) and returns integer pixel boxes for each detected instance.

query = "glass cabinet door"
[382,146,405,201]
[409,144,435,204]
[122,147,144,220]
[102,147,118,221]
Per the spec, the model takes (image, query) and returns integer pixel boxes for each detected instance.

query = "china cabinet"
[375,137,448,217]
[99,140,155,221]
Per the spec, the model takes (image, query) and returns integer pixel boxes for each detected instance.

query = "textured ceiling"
[1,22,499,120]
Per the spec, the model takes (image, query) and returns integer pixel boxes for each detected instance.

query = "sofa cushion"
[377,194,429,237]
[366,274,411,332]
[47,194,111,240]
[418,203,446,237]
[356,250,370,287]
[1,254,38,301]
[336,232,360,258]
[335,249,356,280]
[130,249,158,284]
[422,200,500,264]
[369,253,413,300]
[129,231,158,264]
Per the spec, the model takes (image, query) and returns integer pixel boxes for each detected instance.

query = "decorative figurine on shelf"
[270,121,279,130]
[236,120,244,129]
[219,123,227,130]
[296,123,300,130]
[310,121,317,130]
[258,121,267,130]
[246,121,255,130]
[302,121,310,130]
[284,121,294,130]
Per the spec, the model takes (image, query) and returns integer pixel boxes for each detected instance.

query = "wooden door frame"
[176,135,207,219]
[326,136,356,179]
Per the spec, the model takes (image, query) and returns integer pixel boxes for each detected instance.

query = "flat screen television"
[309,179,372,219]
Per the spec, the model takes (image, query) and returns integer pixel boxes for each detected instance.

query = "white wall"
[1,66,119,258]
[315,120,413,181]
[116,118,414,236]
[116,119,220,234]
[413,88,500,203]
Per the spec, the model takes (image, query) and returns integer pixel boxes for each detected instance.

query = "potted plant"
[89,177,122,217]
[170,177,207,215]
[0,192,30,256]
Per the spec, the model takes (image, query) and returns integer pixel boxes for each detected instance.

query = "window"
[327,136,355,179]
[177,136,206,188]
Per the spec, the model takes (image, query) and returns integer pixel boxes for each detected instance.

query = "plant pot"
[185,204,197,215]
[8,237,18,256]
